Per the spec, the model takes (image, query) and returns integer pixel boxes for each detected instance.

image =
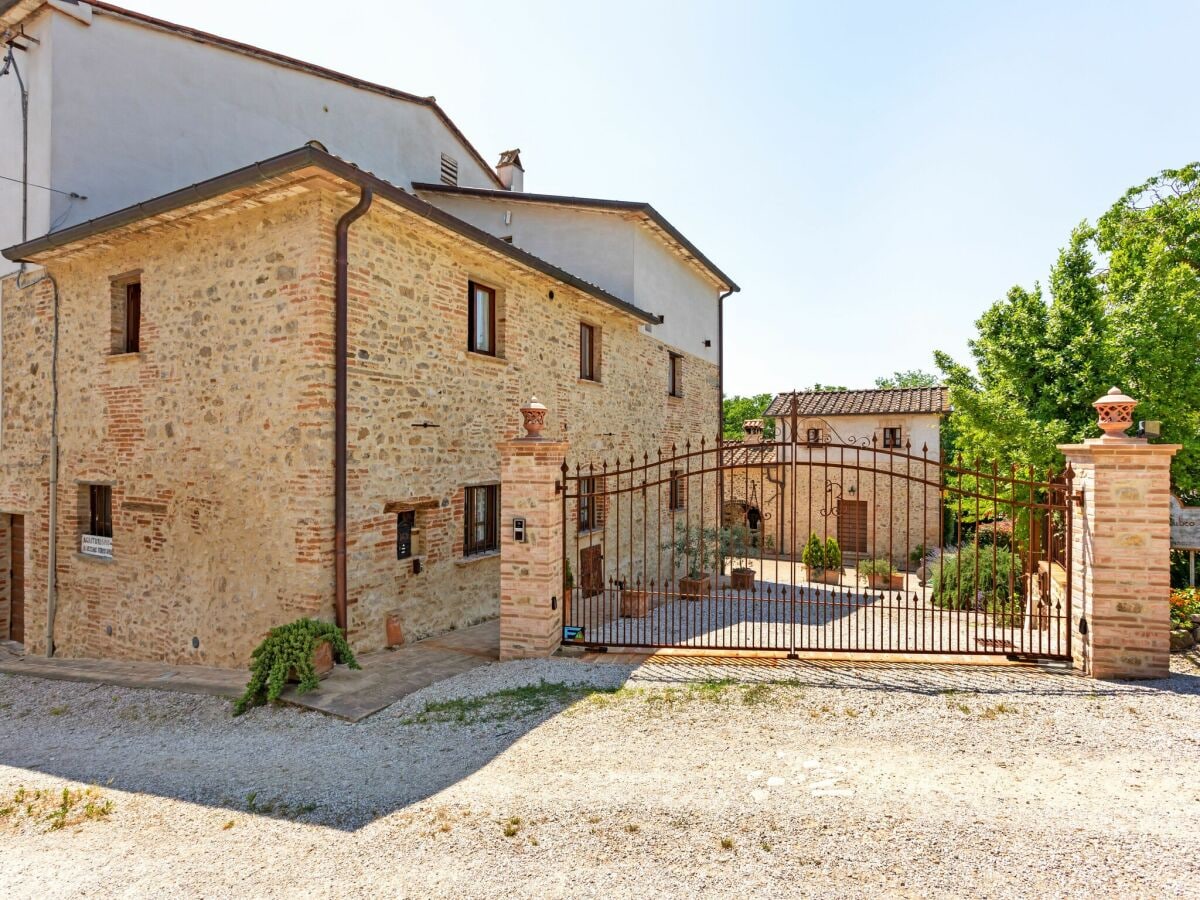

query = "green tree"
[935,163,1200,496]
[874,369,940,389]
[722,393,776,440]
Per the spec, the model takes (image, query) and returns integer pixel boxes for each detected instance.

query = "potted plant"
[857,558,902,591]
[234,618,361,716]
[620,579,653,617]
[662,523,714,600]
[823,536,843,583]
[802,532,842,584]
[722,524,758,592]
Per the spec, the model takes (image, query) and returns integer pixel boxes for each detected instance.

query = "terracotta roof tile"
[764,387,950,418]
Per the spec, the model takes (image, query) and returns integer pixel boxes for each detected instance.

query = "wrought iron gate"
[560,418,1073,659]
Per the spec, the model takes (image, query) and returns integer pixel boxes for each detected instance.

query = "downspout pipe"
[334,187,373,633]
[717,289,734,443]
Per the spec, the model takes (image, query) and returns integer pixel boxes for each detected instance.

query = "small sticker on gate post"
[563,626,584,642]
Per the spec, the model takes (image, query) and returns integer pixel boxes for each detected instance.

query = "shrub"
[823,537,842,570]
[929,546,1021,616]
[909,544,930,565]
[234,618,360,716]
[857,558,893,578]
[801,532,825,571]
[662,523,716,578]
[1170,587,1200,630]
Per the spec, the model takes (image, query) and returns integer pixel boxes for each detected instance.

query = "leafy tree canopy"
[722,393,776,440]
[874,369,941,389]
[936,163,1200,495]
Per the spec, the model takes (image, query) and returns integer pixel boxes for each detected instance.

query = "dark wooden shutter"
[125,282,141,353]
[837,500,869,554]
[9,516,23,644]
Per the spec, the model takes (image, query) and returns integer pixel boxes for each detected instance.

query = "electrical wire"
[0,172,86,199]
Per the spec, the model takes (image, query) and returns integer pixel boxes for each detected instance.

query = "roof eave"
[2,144,661,327]
[414,182,739,293]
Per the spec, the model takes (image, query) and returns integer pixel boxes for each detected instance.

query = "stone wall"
[0,179,718,664]
[341,198,718,652]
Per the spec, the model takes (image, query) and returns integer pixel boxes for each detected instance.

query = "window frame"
[668,352,683,398]
[579,322,597,381]
[467,280,498,357]
[88,484,113,538]
[882,426,903,449]
[806,427,824,444]
[668,470,686,511]
[123,281,141,354]
[463,484,500,557]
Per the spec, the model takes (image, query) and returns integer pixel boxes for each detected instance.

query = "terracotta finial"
[1093,387,1138,438]
[520,397,548,439]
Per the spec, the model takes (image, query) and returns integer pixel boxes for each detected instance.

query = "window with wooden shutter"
[110,272,143,355]
[882,427,902,449]
[578,476,607,532]
[89,485,113,538]
[668,470,686,511]
[668,352,683,397]
[464,485,499,556]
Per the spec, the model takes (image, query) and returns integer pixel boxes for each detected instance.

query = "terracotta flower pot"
[679,574,712,600]
[867,573,903,591]
[809,569,843,585]
[289,639,334,683]
[385,614,405,648]
[730,568,756,591]
[621,589,652,618]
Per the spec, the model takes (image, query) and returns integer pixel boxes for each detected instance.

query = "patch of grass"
[402,680,619,726]
[740,684,774,706]
[502,816,522,838]
[48,705,70,717]
[0,784,113,833]
[979,702,1017,720]
[244,791,317,820]
[760,841,773,852]
[720,837,735,850]
[585,814,601,824]
[624,823,640,833]
[223,820,235,830]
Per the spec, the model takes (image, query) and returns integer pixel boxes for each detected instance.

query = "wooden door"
[837,500,869,554]
[579,544,604,599]
[9,515,24,644]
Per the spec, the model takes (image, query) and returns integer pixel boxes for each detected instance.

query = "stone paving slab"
[0,619,502,722]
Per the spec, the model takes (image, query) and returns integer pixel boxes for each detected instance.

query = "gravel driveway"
[2,654,1198,898]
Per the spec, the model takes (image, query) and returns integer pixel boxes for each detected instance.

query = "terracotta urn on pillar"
[520,396,548,439]
[1092,387,1137,438]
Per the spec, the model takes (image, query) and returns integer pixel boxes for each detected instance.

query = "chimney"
[496,149,524,192]
[743,419,764,445]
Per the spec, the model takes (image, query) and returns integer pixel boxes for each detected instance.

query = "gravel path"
[2,653,1198,898]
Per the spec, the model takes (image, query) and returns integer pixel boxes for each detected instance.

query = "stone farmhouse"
[726,387,950,564]
[0,2,736,664]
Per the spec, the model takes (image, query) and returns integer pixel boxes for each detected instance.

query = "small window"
[668,352,683,398]
[464,484,499,556]
[468,281,497,356]
[110,273,142,355]
[440,153,459,186]
[578,476,606,532]
[668,470,686,511]
[580,323,598,381]
[396,510,416,560]
[882,427,903,449]
[88,485,113,538]
[806,428,824,444]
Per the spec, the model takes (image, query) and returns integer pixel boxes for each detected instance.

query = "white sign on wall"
[80,533,113,559]
[1170,495,1200,551]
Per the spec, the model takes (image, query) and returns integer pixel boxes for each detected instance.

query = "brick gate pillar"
[497,398,568,661]
[1058,388,1179,679]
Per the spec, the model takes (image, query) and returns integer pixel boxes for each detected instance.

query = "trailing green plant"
[909,544,930,565]
[856,558,894,579]
[823,536,842,570]
[234,618,360,716]
[801,532,825,571]
[929,546,1021,617]
[564,558,575,591]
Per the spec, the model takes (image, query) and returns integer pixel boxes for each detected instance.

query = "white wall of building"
[778,413,944,463]
[420,193,722,363]
[1,4,498,273]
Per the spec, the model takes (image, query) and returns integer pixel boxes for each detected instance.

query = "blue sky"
[141,0,1200,395]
